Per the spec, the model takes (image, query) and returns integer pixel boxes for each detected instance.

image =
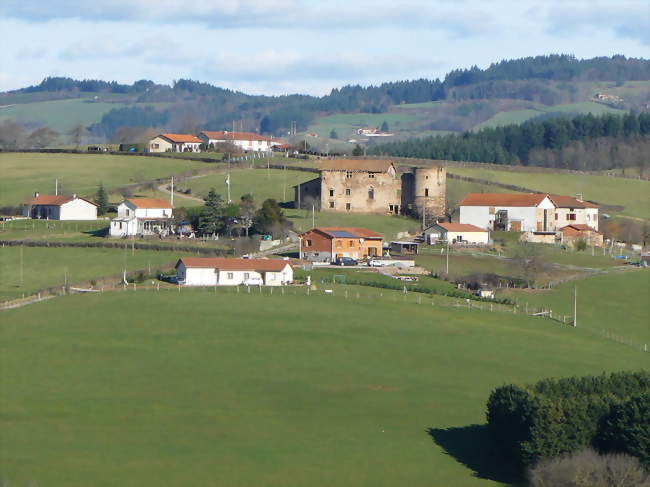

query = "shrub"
[575,239,588,251]
[597,393,650,466]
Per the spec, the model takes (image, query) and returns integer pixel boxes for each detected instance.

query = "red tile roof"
[319,159,394,173]
[561,224,599,233]
[126,198,173,209]
[176,257,291,271]
[458,193,550,207]
[308,227,384,239]
[199,131,274,142]
[23,195,97,206]
[548,195,599,209]
[436,223,487,232]
[159,133,202,143]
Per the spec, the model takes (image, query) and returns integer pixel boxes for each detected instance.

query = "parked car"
[335,257,358,266]
[243,276,264,286]
[368,259,389,267]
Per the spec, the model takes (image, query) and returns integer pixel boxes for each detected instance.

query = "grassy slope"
[502,269,650,345]
[447,166,650,220]
[0,153,207,206]
[0,98,168,133]
[0,246,179,300]
[1,290,647,487]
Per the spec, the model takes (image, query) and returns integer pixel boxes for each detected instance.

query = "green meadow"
[1,288,647,487]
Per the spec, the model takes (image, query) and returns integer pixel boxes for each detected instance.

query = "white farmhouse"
[175,257,293,286]
[198,131,281,152]
[148,133,203,153]
[22,193,97,220]
[425,223,490,245]
[110,198,173,237]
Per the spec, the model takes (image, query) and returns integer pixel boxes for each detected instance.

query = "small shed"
[390,241,419,255]
[425,223,489,245]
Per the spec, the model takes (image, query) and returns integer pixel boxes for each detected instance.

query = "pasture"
[446,165,650,220]
[0,152,208,207]
[1,288,647,487]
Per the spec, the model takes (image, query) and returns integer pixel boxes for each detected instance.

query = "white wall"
[177,264,293,286]
[118,202,172,219]
[59,199,97,220]
[446,230,489,244]
[149,137,173,153]
[460,206,541,232]
[109,218,138,237]
[184,266,218,286]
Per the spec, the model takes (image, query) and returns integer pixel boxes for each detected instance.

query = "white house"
[459,193,599,233]
[425,222,490,245]
[148,134,203,153]
[175,257,293,286]
[198,131,281,152]
[22,193,97,220]
[110,198,173,237]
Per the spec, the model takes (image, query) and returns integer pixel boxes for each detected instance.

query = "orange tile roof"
[548,195,599,209]
[176,257,291,272]
[561,224,599,233]
[458,193,549,207]
[200,131,274,142]
[159,133,202,143]
[436,223,487,232]
[304,227,384,239]
[126,198,173,209]
[23,194,97,206]
[319,159,394,173]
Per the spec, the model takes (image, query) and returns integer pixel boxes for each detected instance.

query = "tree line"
[370,111,650,170]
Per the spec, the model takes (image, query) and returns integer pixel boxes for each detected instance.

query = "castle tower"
[413,166,446,227]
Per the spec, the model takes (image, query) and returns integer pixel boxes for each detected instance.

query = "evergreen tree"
[380,120,389,132]
[198,189,226,235]
[95,183,108,216]
[329,128,338,139]
[352,144,364,156]
[253,199,291,238]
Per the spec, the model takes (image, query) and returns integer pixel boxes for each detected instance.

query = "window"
[489,207,495,215]
[305,239,312,247]
[568,213,577,221]
[152,143,159,149]
[425,175,429,179]
[336,240,342,247]
[244,273,250,279]
[346,171,353,178]
[424,188,429,197]
[368,187,374,200]
[119,222,123,229]
[329,201,334,208]
[348,240,354,247]
[368,173,375,179]
[346,203,351,211]
[555,213,558,220]
[227,272,234,279]
[126,209,130,217]
[345,188,351,196]
[329,188,334,197]
[587,214,591,221]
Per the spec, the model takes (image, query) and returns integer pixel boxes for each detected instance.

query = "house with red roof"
[298,227,384,263]
[424,222,490,245]
[148,133,203,153]
[198,131,282,152]
[22,192,97,220]
[109,198,173,237]
[175,257,293,286]
[560,224,604,247]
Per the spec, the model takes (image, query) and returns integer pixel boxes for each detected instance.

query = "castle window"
[368,173,375,179]
[345,188,351,196]
[425,188,429,197]
[346,203,351,211]
[329,188,334,197]
[329,201,335,208]
[368,187,374,200]
[346,171,353,178]
[425,175,429,179]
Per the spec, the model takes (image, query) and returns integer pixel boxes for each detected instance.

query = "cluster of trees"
[0,120,60,149]
[371,111,650,169]
[18,77,156,95]
[486,371,650,472]
[89,106,170,138]
[189,190,292,239]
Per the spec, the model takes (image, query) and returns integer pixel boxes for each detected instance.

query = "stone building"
[294,158,445,224]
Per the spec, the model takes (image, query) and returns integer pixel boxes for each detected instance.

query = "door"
[511,221,521,232]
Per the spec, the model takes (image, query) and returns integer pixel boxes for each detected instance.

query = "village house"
[198,131,281,152]
[148,133,203,153]
[560,224,604,247]
[458,193,599,233]
[175,257,293,286]
[22,193,97,220]
[424,222,490,245]
[294,159,445,224]
[299,227,384,263]
[109,198,173,237]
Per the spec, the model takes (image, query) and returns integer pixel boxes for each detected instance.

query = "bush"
[528,448,649,487]
[575,239,588,251]
[597,393,650,466]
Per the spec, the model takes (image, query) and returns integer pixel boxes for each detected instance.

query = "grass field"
[0,98,169,134]
[1,288,647,487]
[0,246,179,300]
[446,165,650,220]
[0,152,209,207]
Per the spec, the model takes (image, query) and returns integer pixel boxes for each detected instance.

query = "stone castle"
[294,159,446,225]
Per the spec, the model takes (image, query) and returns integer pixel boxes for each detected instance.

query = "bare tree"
[69,124,88,149]
[511,242,548,288]
[0,120,28,149]
[28,127,59,148]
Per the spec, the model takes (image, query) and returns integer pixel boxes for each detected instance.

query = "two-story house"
[299,227,384,263]
[198,131,280,152]
[109,198,173,237]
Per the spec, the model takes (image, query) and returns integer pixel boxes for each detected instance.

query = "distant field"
[0,153,208,207]
[0,246,179,300]
[1,289,646,487]
[0,98,169,133]
[308,111,423,140]
[447,165,650,220]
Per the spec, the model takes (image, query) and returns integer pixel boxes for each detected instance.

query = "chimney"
[34,192,40,197]
[73,194,77,198]
[576,193,583,201]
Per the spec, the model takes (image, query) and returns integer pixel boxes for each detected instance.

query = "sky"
[0,0,648,96]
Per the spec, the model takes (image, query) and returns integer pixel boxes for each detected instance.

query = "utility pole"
[573,286,577,327]
[312,204,315,228]
[283,165,286,201]
[446,240,450,275]
[19,246,23,287]
[170,176,174,207]
[55,178,58,196]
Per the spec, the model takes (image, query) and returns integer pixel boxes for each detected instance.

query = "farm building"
[560,224,604,247]
[299,227,384,263]
[294,158,445,223]
[22,193,97,220]
[148,134,203,153]
[390,241,419,255]
[109,198,173,237]
[458,193,599,233]
[198,131,282,152]
[425,222,489,245]
[175,257,293,286]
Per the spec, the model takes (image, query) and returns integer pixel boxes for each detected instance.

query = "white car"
[243,277,264,286]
